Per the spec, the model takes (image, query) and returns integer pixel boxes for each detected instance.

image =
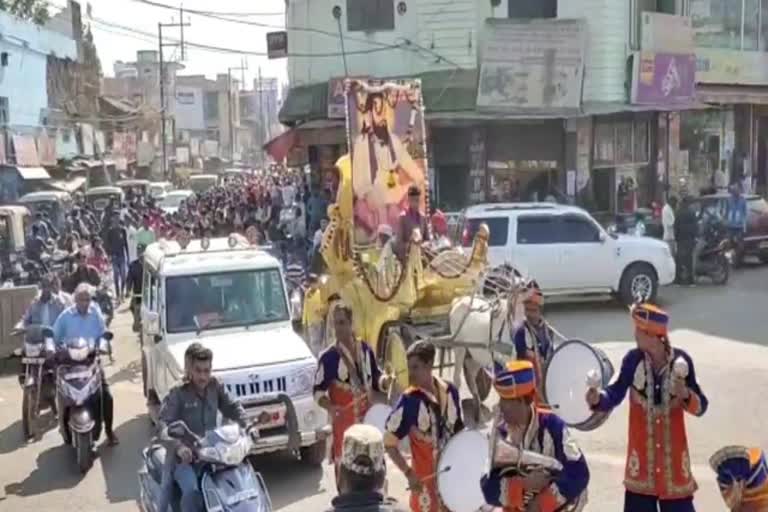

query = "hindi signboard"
[631,52,696,105]
[477,18,586,113]
[267,31,288,59]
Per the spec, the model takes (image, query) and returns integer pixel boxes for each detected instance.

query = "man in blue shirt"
[52,283,119,446]
[725,184,748,236]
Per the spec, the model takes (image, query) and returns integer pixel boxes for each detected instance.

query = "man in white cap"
[328,424,407,512]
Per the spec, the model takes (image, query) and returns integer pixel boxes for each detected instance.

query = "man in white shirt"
[714,168,728,193]
[662,196,678,256]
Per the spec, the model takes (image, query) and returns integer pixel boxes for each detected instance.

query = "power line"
[130,0,283,16]
[90,15,409,58]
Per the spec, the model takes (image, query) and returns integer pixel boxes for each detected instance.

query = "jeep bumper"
[251,425,331,455]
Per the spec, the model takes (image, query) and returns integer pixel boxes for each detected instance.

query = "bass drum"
[436,430,489,512]
[543,339,614,431]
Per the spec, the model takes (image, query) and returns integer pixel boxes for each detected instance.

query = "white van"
[140,235,329,464]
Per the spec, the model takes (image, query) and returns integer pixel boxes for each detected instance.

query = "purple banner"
[632,52,696,105]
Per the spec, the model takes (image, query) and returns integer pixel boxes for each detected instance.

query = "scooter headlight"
[24,342,42,357]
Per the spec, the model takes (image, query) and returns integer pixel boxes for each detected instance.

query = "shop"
[591,114,654,213]
[484,121,565,203]
[678,108,733,194]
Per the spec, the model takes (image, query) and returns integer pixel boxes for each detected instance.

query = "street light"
[227,65,247,162]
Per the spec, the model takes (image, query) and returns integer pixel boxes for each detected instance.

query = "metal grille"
[225,376,287,398]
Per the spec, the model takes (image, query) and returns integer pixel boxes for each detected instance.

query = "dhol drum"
[363,404,409,451]
[436,430,489,512]
[543,339,614,431]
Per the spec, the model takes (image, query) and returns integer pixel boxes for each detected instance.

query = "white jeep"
[140,236,328,464]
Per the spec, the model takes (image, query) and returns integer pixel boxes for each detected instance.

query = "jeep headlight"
[288,363,315,398]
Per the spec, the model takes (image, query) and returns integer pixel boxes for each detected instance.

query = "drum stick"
[405,465,452,490]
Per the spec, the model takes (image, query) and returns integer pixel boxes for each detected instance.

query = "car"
[148,181,173,200]
[157,189,194,215]
[689,193,768,264]
[459,203,676,304]
[140,235,329,465]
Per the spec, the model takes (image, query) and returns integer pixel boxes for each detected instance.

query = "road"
[0,263,767,512]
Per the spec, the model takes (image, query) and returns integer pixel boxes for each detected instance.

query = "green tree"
[0,0,50,25]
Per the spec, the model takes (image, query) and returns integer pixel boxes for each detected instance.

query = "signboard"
[631,52,696,105]
[696,48,768,85]
[176,146,190,164]
[328,77,367,119]
[640,13,694,53]
[468,128,486,202]
[37,134,57,166]
[12,135,39,166]
[266,31,288,59]
[477,19,586,113]
[346,78,428,246]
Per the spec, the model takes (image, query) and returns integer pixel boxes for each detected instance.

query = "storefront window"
[691,0,768,51]
[615,122,634,165]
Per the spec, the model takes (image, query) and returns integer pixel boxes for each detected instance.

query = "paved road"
[0,264,766,512]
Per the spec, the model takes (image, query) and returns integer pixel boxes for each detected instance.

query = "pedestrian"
[662,196,678,257]
[136,215,157,248]
[725,183,748,262]
[125,244,146,332]
[327,424,407,512]
[104,215,130,299]
[674,197,698,286]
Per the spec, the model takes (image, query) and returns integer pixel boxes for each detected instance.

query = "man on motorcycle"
[51,283,119,446]
[158,342,249,512]
[23,274,68,328]
[63,251,101,294]
[26,224,53,267]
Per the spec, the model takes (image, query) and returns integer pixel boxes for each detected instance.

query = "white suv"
[460,203,675,304]
[140,236,329,464]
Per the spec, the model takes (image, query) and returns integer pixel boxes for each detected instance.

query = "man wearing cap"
[481,360,589,512]
[329,424,408,512]
[385,340,463,512]
[512,279,555,400]
[710,446,768,512]
[314,304,387,483]
[586,303,708,512]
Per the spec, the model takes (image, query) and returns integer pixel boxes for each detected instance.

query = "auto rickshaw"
[85,186,125,211]
[116,179,151,200]
[0,205,31,282]
[18,191,73,232]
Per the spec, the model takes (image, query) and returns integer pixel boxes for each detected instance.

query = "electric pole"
[158,8,190,179]
[257,66,265,168]
[228,63,247,163]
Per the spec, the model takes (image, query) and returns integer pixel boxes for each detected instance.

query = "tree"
[0,0,50,25]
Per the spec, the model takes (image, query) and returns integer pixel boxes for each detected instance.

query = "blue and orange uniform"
[512,280,554,402]
[481,360,589,511]
[710,446,768,512]
[591,303,708,512]
[384,377,463,512]
[313,340,382,470]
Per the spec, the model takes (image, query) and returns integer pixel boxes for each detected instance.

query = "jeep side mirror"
[598,231,608,243]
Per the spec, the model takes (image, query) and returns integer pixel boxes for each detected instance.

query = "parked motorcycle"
[50,329,114,473]
[695,238,731,285]
[12,326,57,440]
[137,421,272,512]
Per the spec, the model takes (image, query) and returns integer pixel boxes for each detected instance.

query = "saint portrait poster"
[345,78,428,246]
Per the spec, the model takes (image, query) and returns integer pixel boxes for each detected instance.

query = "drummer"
[710,446,768,512]
[512,279,555,399]
[481,360,589,512]
[384,340,464,512]
[314,303,388,484]
[585,303,708,512]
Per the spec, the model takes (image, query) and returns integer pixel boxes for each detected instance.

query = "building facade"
[280,0,768,213]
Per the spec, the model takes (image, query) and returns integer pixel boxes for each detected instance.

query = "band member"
[314,303,386,481]
[512,279,554,398]
[481,360,589,512]
[384,340,463,512]
[710,446,768,512]
[586,303,708,512]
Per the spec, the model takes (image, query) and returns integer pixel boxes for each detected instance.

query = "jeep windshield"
[165,268,289,334]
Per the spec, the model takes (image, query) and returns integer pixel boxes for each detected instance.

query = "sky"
[49,0,288,89]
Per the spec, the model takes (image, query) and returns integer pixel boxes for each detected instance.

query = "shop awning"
[696,84,768,105]
[46,176,87,193]
[16,166,51,180]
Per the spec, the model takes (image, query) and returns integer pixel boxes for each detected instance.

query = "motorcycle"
[12,325,57,440]
[137,421,272,512]
[695,237,731,285]
[50,329,114,473]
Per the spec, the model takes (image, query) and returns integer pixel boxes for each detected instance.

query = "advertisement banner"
[12,135,39,166]
[632,52,697,105]
[696,48,768,85]
[477,18,586,113]
[328,77,367,119]
[346,78,428,246]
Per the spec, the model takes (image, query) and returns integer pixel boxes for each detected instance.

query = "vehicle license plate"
[65,369,93,381]
[21,357,46,364]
